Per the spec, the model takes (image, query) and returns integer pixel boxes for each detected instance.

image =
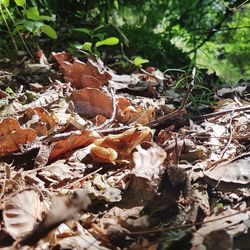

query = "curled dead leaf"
[68,88,115,118]
[204,153,250,191]
[90,126,151,162]
[51,51,73,65]
[116,97,155,124]
[192,208,249,249]
[49,130,100,161]
[132,144,167,181]
[0,118,37,157]
[52,52,111,89]
[20,189,91,246]
[3,189,42,239]
[90,146,118,163]
[122,143,166,206]
[21,107,56,136]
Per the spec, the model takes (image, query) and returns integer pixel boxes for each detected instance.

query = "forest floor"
[0,51,250,250]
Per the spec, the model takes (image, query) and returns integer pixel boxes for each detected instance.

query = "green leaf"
[82,42,92,52]
[5,87,14,95]
[38,15,54,21]
[93,25,104,32]
[95,33,105,41]
[158,230,192,250]
[114,0,119,9]
[0,0,10,7]
[23,20,43,33]
[41,24,57,39]
[133,56,149,66]
[14,0,25,7]
[26,7,39,17]
[73,28,91,35]
[74,44,83,49]
[25,7,54,21]
[95,37,119,48]
[13,24,24,34]
[29,14,54,21]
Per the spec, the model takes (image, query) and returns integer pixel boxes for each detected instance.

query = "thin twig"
[0,167,7,201]
[193,105,250,120]
[220,110,234,158]
[187,9,231,54]
[42,125,134,144]
[94,125,133,133]
[64,167,102,188]
[127,206,250,236]
[42,130,82,143]
[179,67,196,110]
[146,67,196,128]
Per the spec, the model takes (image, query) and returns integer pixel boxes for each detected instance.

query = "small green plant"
[0,0,57,57]
[13,3,57,39]
[73,26,119,56]
[215,199,224,210]
[132,56,149,67]
[158,229,193,250]
[5,86,14,95]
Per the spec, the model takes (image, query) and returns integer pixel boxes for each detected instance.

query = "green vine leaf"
[95,37,119,48]
[0,0,10,7]
[73,28,91,35]
[14,0,25,7]
[82,42,92,52]
[41,24,57,39]
[133,56,149,66]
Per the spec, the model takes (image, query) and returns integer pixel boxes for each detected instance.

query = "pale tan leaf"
[191,208,249,250]
[3,189,42,239]
[57,222,109,250]
[20,189,91,246]
[122,144,166,206]
[204,153,250,191]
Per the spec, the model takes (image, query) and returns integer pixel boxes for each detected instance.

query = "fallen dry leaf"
[52,52,111,89]
[0,118,37,157]
[40,160,86,187]
[90,126,151,162]
[122,143,166,206]
[3,189,42,239]
[116,97,155,124]
[85,180,122,203]
[132,144,166,181]
[191,208,249,250]
[20,189,91,246]
[56,222,109,250]
[49,130,100,161]
[21,107,56,136]
[204,153,250,191]
[51,51,73,65]
[68,88,116,119]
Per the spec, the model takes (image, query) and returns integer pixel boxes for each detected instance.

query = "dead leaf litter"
[0,52,250,249]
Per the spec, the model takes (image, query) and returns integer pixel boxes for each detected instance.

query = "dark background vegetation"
[1,0,250,83]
